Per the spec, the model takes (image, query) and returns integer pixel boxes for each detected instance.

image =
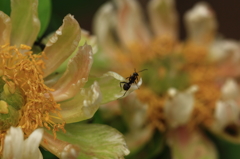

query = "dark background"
[49,0,240,40]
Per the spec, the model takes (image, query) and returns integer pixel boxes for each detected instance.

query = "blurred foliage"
[205,130,240,159]
[40,147,58,159]
[38,0,51,38]
[0,0,10,15]
[0,0,51,39]
[46,0,108,35]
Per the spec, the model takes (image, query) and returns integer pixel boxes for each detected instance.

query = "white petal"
[22,128,44,159]
[2,127,43,159]
[221,79,239,100]
[214,100,240,130]
[3,127,24,159]
[209,39,240,63]
[164,86,197,128]
[184,2,217,44]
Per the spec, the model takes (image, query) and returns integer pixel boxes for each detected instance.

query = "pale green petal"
[43,14,81,77]
[0,11,11,45]
[51,44,93,102]
[147,0,178,39]
[47,30,97,77]
[167,127,218,159]
[119,94,154,153]
[10,0,40,46]
[56,123,130,159]
[41,132,80,159]
[44,71,63,88]
[86,71,142,104]
[55,81,101,123]
[125,125,154,153]
[120,93,148,130]
[80,29,98,54]
[93,2,122,57]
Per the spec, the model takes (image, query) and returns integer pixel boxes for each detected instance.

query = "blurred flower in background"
[93,0,240,158]
[0,0,140,158]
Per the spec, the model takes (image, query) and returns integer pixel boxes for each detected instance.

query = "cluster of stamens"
[0,44,65,153]
[117,36,221,132]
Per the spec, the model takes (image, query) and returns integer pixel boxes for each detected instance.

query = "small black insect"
[34,36,45,51]
[34,41,45,50]
[120,69,147,97]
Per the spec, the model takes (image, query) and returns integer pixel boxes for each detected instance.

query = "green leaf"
[126,131,165,159]
[0,0,51,41]
[38,0,51,38]
[40,147,58,159]
[206,129,240,159]
[0,0,10,15]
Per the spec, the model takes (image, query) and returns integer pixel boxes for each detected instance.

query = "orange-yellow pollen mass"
[0,44,65,154]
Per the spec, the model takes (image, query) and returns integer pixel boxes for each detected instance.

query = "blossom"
[93,0,240,158]
[0,0,140,158]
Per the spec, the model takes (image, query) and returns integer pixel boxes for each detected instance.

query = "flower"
[93,0,240,158]
[0,0,140,158]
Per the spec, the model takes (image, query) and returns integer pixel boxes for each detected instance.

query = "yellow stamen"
[136,87,166,131]
[151,35,177,58]
[182,43,221,128]
[0,44,65,153]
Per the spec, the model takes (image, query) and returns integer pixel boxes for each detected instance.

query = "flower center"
[0,44,64,153]
[116,36,221,131]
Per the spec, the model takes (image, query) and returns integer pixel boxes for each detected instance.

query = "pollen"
[182,43,221,129]
[136,86,167,131]
[0,44,65,153]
